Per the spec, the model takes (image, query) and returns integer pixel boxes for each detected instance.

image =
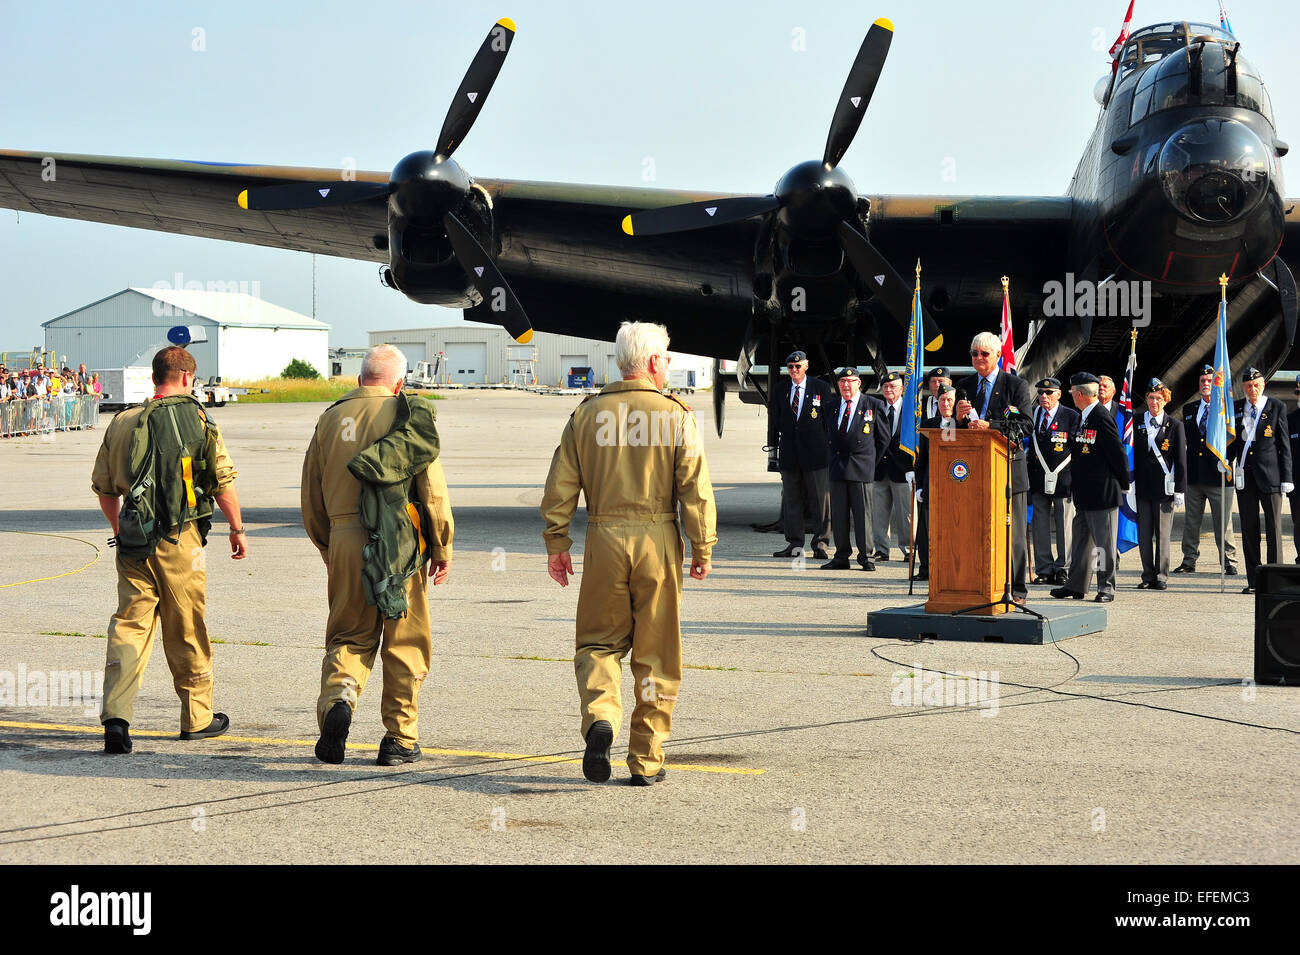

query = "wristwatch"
[229,526,246,534]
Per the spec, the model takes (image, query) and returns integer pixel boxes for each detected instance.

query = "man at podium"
[954,332,1034,605]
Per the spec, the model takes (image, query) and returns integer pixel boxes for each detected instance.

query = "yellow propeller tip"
[925,334,944,352]
[621,214,635,236]
[873,17,894,31]
[236,190,248,210]
[515,328,534,344]
[497,17,516,31]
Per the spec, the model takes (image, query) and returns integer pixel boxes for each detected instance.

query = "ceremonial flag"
[1207,277,1236,467]
[900,261,924,464]
[1219,0,1234,36]
[1116,330,1139,554]
[998,276,1017,376]
[1109,0,1136,73]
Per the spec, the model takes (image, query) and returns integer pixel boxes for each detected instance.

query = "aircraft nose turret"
[1158,119,1271,223]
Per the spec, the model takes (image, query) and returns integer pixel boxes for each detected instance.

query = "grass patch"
[506,655,572,663]
[228,377,356,404]
[40,630,85,637]
[230,377,444,403]
[241,641,272,646]
[685,664,739,671]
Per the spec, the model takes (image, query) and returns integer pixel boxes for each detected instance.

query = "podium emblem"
[950,460,970,482]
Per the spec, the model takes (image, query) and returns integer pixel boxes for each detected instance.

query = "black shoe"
[1050,587,1085,600]
[873,551,889,562]
[1136,581,1151,589]
[812,547,831,560]
[103,718,131,755]
[1032,574,1054,585]
[582,720,613,782]
[1055,571,1069,585]
[1095,592,1115,602]
[314,702,351,764]
[1225,565,1239,576]
[629,768,667,787]
[820,558,851,570]
[376,737,422,766]
[912,569,928,581]
[179,712,229,741]
[1172,563,1195,574]
[773,545,801,558]
[1241,586,1256,595]
[1152,581,1168,591]
[860,559,877,572]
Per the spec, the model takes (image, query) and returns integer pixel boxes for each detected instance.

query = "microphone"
[957,388,977,422]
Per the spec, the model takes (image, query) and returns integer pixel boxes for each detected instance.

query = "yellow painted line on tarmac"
[0,719,766,776]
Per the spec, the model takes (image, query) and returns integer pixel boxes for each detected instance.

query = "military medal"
[811,409,818,418]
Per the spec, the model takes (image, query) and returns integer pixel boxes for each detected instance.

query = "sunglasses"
[971,350,992,357]
[787,363,805,369]
[1037,389,1058,396]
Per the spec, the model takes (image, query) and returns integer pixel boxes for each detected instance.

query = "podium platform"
[865,602,1107,645]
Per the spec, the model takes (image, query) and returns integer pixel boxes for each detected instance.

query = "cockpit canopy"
[1112,22,1274,129]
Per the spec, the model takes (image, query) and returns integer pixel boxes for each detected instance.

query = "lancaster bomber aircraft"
[1,15,1296,461]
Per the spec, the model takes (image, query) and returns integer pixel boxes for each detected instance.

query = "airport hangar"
[42,287,330,381]
[367,324,716,388]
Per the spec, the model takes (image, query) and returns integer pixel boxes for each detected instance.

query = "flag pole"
[1219,273,1228,595]
[908,259,921,595]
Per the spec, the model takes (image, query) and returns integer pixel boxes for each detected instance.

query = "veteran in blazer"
[822,367,890,570]
[1027,377,1080,586]
[1175,364,1240,575]
[955,331,1035,604]
[1052,373,1131,602]
[1229,366,1294,593]
[773,350,835,558]
[912,383,958,581]
[1132,379,1187,589]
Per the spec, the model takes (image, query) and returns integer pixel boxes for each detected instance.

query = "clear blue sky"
[2,0,1295,353]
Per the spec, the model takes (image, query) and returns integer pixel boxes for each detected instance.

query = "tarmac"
[0,390,1296,864]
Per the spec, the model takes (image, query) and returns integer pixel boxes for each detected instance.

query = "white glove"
[1217,461,1229,475]
[1174,493,1185,507]
[1284,483,1295,495]
[915,489,924,503]
[905,471,915,485]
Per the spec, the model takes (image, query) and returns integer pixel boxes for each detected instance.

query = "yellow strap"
[181,455,196,508]
[406,502,427,555]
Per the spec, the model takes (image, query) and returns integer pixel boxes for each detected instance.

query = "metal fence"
[0,395,101,438]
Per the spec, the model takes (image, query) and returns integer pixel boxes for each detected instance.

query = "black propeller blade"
[822,18,893,169]
[838,222,943,350]
[443,210,533,343]
[437,17,516,158]
[621,196,780,237]
[712,357,726,438]
[237,180,391,211]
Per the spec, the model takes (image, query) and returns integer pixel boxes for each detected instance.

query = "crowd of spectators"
[0,361,101,437]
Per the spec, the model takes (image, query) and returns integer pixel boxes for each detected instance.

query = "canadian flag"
[1108,0,1136,73]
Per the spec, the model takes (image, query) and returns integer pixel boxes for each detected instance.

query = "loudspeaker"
[1254,564,1300,685]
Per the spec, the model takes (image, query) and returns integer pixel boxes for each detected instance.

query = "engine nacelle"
[384,184,496,307]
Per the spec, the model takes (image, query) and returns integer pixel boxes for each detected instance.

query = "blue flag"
[1208,293,1236,466]
[900,279,924,464]
[1116,341,1139,554]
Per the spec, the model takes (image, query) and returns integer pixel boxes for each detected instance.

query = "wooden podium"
[923,428,1011,615]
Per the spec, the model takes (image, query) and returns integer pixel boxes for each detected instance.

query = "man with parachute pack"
[301,345,453,766]
[92,345,248,754]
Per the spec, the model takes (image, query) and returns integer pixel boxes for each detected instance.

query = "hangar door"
[393,342,425,372]
[445,342,487,384]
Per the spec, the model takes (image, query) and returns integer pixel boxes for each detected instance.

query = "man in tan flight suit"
[541,321,717,786]
[93,345,247,753]
[301,344,454,766]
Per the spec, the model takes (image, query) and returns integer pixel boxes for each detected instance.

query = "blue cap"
[1070,372,1099,387]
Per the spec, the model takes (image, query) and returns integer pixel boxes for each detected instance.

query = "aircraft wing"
[0,151,1078,360]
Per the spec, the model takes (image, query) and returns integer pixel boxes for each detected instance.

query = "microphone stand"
[952,419,1045,621]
